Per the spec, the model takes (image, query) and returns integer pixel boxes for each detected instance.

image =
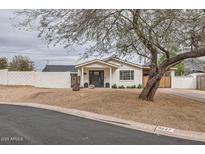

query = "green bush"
[126,86,132,88]
[118,85,125,89]
[137,84,142,89]
[131,85,136,88]
[112,84,117,89]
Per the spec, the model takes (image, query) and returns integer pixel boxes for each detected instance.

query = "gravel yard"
[0,85,205,132]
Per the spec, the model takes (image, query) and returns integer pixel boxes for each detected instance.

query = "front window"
[119,70,134,80]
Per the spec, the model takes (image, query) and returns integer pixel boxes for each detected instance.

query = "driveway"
[159,89,205,103]
[0,104,203,145]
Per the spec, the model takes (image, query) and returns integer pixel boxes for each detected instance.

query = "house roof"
[42,65,78,72]
[103,57,144,69]
[76,57,176,70]
[184,58,205,75]
[75,59,119,68]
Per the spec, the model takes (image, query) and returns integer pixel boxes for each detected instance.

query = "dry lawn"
[0,85,205,132]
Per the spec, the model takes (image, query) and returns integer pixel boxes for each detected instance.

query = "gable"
[76,59,118,68]
[106,59,143,70]
[82,62,113,68]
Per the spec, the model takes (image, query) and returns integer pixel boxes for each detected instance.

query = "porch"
[79,67,115,88]
[75,59,118,88]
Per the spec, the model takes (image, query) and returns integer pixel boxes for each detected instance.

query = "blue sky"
[0,10,83,70]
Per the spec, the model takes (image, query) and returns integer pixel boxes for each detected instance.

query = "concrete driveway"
[0,104,203,145]
[159,89,205,103]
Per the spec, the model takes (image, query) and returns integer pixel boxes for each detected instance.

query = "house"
[184,58,205,75]
[75,57,176,88]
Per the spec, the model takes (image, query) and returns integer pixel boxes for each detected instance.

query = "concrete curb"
[0,101,205,143]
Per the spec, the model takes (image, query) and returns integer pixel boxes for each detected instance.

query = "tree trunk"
[139,74,162,101]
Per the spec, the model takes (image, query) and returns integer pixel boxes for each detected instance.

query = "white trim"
[119,80,135,82]
[76,59,118,68]
[81,67,84,87]
[119,69,135,81]
[109,66,112,88]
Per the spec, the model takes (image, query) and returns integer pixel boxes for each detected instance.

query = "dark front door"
[89,70,104,87]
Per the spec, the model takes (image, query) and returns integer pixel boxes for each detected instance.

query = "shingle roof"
[42,65,78,72]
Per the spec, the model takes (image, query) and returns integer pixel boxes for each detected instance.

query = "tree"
[14,9,205,101]
[0,57,8,69]
[175,63,185,76]
[9,55,34,71]
[158,50,184,76]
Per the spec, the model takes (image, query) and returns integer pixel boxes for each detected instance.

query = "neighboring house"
[186,72,205,77]
[184,58,205,75]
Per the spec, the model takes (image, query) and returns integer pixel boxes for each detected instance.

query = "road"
[0,104,203,145]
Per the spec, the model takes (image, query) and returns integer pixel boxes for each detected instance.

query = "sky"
[0,9,84,70]
[0,9,144,71]
[1,9,204,71]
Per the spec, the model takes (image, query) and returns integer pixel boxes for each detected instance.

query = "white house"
[75,57,144,88]
[75,57,177,88]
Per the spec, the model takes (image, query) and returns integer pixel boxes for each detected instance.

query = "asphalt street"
[0,104,203,145]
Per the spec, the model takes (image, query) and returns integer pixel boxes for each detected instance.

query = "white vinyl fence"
[0,69,198,89]
[0,69,8,85]
[170,70,196,89]
[171,76,196,89]
[0,69,71,88]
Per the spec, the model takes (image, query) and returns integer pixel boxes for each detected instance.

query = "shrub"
[131,85,136,88]
[112,84,117,89]
[118,85,125,89]
[137,84,142,89]
[126,86,132,88]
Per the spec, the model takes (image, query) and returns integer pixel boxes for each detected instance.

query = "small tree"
[14,9,205,101]
[158,51,184,76]
[0,57,8,70]
[9,55,34,71]
[175,63,185,76]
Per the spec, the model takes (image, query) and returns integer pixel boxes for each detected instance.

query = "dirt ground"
[0,85,205,132]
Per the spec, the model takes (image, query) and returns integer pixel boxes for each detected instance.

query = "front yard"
[0,85,205,132]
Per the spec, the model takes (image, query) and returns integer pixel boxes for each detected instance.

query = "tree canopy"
[0,57,8,70]
[14,9,205,100]
[9,55,34,71]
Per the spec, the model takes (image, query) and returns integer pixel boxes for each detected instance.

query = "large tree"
[14,9,205,101]
[9,55,34,71]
